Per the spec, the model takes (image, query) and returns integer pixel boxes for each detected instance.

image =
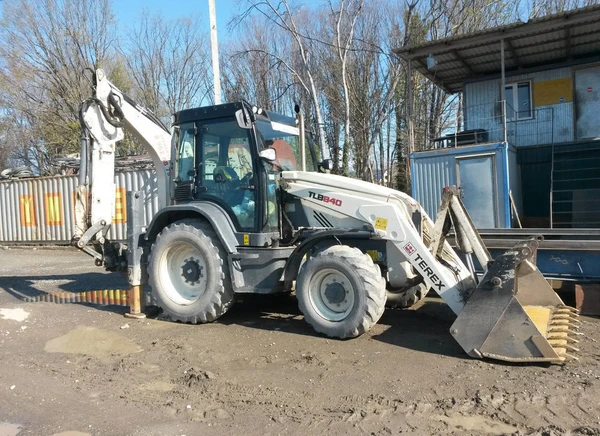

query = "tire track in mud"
[27,305,600,435]
[98,319,600,435]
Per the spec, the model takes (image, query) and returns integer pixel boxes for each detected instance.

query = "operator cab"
[171,101,311,237]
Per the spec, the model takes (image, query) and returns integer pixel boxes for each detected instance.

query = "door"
[575,65,600,140]
[196,120,256,231]
[174,118,258,232]
[456,155,497,228]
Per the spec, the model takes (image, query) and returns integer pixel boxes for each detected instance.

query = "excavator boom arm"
[74,69,172,264]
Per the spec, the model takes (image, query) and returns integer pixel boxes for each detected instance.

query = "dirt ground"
[0,247,599,436]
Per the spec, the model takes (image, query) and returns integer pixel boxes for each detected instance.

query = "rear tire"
[148,219,234,323]
[386,283,427,309]
[296,245,386,339]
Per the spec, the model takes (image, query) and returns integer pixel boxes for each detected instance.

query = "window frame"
[194,119,260,233]
[175,123,196,184]
[504,80,534,121]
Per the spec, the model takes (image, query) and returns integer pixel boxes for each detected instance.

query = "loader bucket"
[450,238,580,363]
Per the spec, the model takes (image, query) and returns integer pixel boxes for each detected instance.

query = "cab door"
[193,119,258,232]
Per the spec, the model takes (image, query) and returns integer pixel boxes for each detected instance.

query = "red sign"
[403,243,416,256]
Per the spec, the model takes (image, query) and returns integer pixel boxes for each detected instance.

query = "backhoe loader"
[73,69,580,363]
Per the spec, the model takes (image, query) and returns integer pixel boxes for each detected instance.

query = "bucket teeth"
[549,306,580,334]
[547,340,579,352]
[553,348,579,361]
[550,319,581,328]
[548,326,581,335]
[545,305,582,361]
[547,333,580,343]
[555,306,579,315]
[552,313,581,323]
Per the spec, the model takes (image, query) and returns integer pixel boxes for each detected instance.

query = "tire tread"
[297,245,386,339]
[148,219,234,324]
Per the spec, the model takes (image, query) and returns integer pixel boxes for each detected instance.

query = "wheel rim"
[158,240,208,305]
[308,268,355,321]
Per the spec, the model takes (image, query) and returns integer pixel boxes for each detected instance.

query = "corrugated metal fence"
[0,170,159,244]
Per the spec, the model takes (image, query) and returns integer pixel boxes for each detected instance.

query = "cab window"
[196,120,257,232]
[176,124,195,183]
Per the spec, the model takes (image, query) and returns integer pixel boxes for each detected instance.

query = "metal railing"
[432,100,554,149]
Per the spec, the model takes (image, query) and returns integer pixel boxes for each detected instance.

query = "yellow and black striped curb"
[22,289,130,306]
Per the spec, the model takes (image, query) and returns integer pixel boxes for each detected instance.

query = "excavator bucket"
[450,238,580,363]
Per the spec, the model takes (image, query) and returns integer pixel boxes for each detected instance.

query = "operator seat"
[213,165,243,205]
[213,165,254,228]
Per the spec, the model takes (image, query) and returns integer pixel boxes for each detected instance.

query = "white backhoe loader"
[74,69,580,364]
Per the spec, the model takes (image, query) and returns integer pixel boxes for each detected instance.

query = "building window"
[504,81,533,120]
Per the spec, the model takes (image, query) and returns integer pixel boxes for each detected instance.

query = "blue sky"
[114,0,254,37]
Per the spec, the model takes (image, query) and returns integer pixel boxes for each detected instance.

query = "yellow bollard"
[125,285,146,319]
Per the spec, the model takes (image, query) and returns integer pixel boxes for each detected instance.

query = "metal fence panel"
[0,170,158,244]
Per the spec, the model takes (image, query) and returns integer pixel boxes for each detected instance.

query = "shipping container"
[0,170,159,244]
[411,142,520,228]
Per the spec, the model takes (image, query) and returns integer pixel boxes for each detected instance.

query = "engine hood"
[280,170,423,214]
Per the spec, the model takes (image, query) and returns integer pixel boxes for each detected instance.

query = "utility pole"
[208,0,222,104]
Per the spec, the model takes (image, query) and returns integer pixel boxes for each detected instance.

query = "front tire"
[148,219,234,323]
[386,283,427,309]
[296,245,386,339]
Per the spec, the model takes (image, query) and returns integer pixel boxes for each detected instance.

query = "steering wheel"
[213,166,239,184]
[240,172,253,188]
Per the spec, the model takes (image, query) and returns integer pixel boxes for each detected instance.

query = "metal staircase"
[551,141,600,228]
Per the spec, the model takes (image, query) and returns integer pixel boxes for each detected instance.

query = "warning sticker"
[403,243,416,256]
[243,234,250,246]
[374,217,388,230]
[367,250,379,262]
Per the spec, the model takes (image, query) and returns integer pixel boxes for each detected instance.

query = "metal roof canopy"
[394,5,600,94]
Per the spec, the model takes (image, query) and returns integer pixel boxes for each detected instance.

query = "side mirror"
[319,159,333,171]
[235,108,253,129]
[259,148,277,162]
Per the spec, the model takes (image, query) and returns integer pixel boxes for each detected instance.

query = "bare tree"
[234,0,330,159]
[222,15,297,113]
[0,0,116,173]
[347,2,405,182]
[525,0,596,18]
[123,11,212,116]
[328,0,365,176]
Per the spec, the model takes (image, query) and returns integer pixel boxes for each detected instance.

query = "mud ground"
[0,247,599,436]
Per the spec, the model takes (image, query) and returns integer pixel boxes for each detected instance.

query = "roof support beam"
[504,39,521,68]
[409,57,461,93]
[407,59,414,156]
[500,39,507,143]
[452,49,476,75]
[565,26,572,59]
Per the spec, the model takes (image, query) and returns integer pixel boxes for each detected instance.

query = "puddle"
[0,308,29,322]
[0,422,21,436]
[45,326,142,357]
[433,414,519,435]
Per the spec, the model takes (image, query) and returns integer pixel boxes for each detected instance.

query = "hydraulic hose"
[78,100,92,185]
